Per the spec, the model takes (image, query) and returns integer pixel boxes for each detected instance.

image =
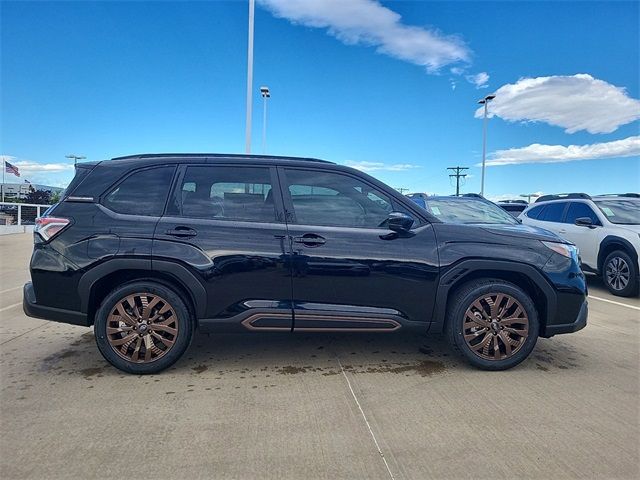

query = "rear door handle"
[166,226,197,238]
[293,233,326,247]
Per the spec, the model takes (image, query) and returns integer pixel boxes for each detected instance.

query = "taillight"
[35,217,70,242]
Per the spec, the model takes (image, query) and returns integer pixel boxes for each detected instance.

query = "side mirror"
[575,217,595,228]
[387,212,414,233]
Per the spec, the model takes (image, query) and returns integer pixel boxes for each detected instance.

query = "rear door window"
[170,166,278,222]
[525,205,545,219]
[103,166,176,216]
[537,202,567,223]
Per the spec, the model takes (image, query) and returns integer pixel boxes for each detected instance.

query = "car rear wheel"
[447,279,539,370]
[603,250,638,297]
[94,281,193,374]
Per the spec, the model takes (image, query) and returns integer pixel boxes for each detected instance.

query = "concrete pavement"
[1,233,638,479]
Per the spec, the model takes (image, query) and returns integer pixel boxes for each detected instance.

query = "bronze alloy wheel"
[106,293,179,363]
[463,293,529,361]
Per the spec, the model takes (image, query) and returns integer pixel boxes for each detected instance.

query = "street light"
[520,193,541,203]
[245,0,255,154]
[260,86,270,154]
[66,154,86,166]
[478,94,496,197]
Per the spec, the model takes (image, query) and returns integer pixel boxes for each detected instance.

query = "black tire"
[94,281,193,374]
[446,279,539,371]
[602,250,639,297]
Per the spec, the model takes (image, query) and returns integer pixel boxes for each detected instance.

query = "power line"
[396,187,409,194]
[447,166,469,196]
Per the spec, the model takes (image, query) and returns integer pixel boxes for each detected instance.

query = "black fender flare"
[597,235,639,273]
[430,259,557,333]
[78,258,207,318]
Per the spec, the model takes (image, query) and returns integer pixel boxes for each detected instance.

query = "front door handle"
[293,233,326,247]
[166,226,197,238]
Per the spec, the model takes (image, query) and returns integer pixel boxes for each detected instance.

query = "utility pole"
[447,166,469,196]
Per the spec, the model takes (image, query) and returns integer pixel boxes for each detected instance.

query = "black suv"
[24,154,588,374]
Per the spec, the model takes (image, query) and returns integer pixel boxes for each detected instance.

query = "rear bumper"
[23,282,89,326]
[542,299,588,337]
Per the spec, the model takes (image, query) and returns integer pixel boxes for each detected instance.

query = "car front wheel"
[94,281,193,374]
[447,279,539,370]
[603,250,639,297]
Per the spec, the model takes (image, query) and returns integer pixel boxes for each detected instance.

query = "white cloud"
[1,155,74,185]
[259,0,470,71]
[466,72,489,89]
[475,74,640,134]
[345,160,421,172]
[482,136,640,167]
[487,192,543,203]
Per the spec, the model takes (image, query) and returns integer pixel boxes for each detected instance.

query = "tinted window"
[284,169,394,228]
[564,202,601,225]
[104,166,175,216]
[172,166,276,222]
[525,205,545,219]
[538,202,567,222]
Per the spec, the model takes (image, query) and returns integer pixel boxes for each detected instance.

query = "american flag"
[5,161,20,177]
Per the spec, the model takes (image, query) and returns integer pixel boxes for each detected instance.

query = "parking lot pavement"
[1,233,638,480]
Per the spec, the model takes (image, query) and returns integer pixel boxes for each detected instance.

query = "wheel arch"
[432,260,555,336]
[597,235,639,274]
[78,259,207,325]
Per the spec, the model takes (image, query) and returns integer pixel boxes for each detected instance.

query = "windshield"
[594,199,640,225]
[425,198,518,225]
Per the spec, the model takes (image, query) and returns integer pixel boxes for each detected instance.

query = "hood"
[479,223,567,243]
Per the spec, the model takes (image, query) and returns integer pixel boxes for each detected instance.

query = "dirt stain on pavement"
[277,366,307,375]
[192,365,208,374]
[80,367,104,378]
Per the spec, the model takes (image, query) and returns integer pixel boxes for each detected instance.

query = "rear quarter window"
[103,166,176,216]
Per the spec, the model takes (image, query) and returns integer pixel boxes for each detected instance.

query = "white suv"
[520,194,640,297]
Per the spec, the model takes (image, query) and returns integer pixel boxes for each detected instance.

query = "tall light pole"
[245,0,255,154]
[478,94,496,197]
[520,193,541,203]
[66,154,86,166]
[260,86,270,154]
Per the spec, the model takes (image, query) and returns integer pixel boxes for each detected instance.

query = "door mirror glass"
[575,217,594,227]
[387,212,414,232]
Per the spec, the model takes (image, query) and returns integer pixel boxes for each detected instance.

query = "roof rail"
[460,193,484,198]
[595,193,640,198]
[110,153,333,164]
[535,193,591,203]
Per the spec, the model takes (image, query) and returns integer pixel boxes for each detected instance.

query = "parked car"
[520,193,640,296]
[408,194,521,225]
[497,200,529,217]
[24,154,587,374]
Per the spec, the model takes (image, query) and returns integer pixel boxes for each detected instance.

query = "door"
[153,164,293,331]
[279,167,439,331]
[529,202,569,238]
[559,201,602,268]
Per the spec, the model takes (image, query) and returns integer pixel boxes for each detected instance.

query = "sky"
[1,0,639,200]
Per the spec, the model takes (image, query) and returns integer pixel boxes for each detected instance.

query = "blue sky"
[1,0,638,199]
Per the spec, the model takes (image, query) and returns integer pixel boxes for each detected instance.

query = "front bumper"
[542,299,588,337]
[23,282,89,326]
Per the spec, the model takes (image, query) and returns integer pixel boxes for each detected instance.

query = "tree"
[25,189,52,205]
[50,191,61,204]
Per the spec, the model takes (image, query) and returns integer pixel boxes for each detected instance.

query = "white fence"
[0,202,52,234]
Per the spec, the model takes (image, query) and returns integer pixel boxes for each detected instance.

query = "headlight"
[541,241,579,261]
